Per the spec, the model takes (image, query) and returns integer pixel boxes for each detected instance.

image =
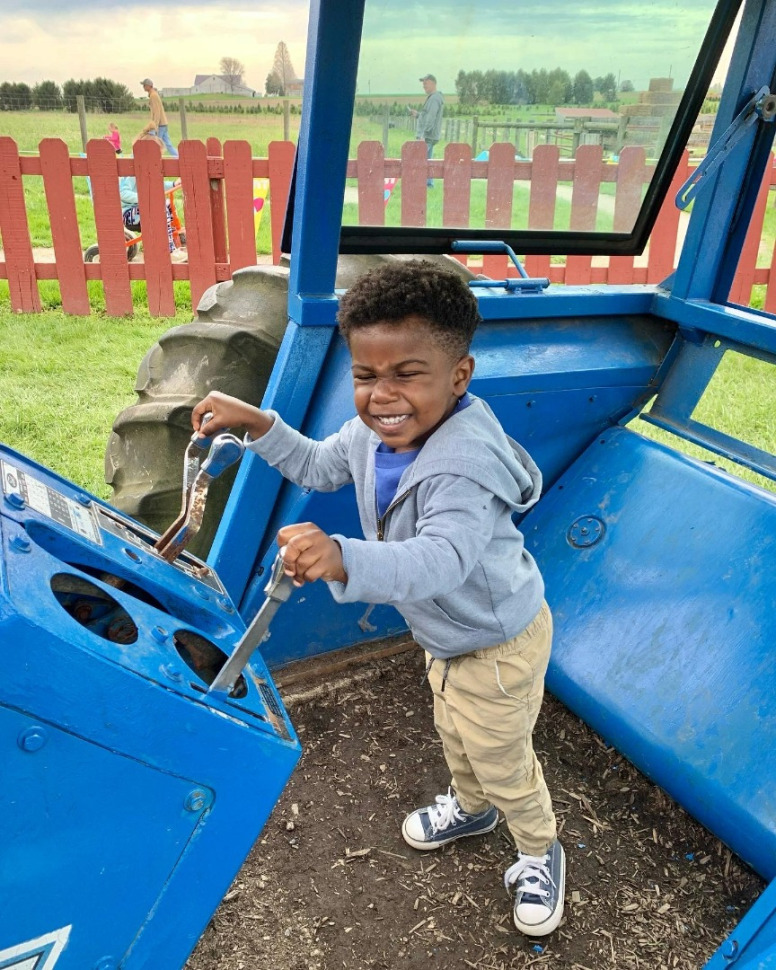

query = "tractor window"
[340,0,742,256]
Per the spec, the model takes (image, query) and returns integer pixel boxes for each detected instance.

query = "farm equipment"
[3,0,776,966]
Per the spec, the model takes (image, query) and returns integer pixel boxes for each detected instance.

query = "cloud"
[0,2,309,91]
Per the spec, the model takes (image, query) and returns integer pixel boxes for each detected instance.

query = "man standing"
[409,74,444,186]
[139,79,178,157]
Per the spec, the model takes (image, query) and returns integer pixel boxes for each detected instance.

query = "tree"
[271,41,297,95]
[220,56,245,92]
[265,71,284,97]
[33,80,63,110]
[620,79,635,93]
[573,70,594,105]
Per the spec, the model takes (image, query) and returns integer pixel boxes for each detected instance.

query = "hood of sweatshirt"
[396,396,542,513]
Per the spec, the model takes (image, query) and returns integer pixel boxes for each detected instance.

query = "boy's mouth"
[374,414,410,427]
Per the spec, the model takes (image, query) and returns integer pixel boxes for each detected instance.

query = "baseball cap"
[140,78,154,86]
[419,74,436,82]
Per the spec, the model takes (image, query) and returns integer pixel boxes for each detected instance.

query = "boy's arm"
[192,390,355,492]
[328,475,498,604]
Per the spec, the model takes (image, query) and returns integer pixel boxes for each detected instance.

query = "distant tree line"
[455,68,628,106]
[0,78,135,112]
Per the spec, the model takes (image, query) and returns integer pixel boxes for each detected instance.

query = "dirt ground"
[186,645,763,970]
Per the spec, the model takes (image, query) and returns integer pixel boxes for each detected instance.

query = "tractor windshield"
[341,0,742,255]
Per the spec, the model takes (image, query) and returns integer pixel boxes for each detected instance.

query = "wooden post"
[382,106,390,152]
[283,99,290,141]
[472,117,479,156]
[179,97,188,140]
[76,95,88,152]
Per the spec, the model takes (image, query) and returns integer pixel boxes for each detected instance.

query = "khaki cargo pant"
[426,601,557,856]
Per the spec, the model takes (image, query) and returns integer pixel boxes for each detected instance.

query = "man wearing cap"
[409,74,444,186]
[139,79,178,157]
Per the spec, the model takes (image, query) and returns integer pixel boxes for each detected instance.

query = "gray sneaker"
[401,788,499,850]
[504,839,566,936]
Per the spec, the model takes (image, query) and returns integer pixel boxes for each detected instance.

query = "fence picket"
[729,151,774,307]
[179,140,218,310]
[0,136,41,313]
[224,140,258,272]
[565,144,604,285]
[442,143,473,228]
[484,142,516,277]
[267,141,295,263]
[39,139,90,315]
[525,144,559,280]
[401,140,429,227]
[647,151,690,283]
[87,139,133,316]
[608,146,645,284]
[134,139,176,317]
[357,142,386,226]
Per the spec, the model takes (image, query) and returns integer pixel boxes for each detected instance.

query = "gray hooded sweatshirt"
[247,395,545,659]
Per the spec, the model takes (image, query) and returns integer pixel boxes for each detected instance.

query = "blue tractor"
[2,0,775,967]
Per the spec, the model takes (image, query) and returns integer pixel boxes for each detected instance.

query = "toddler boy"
[192,259,565,936]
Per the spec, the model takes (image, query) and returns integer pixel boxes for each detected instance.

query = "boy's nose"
[371,377,399,401]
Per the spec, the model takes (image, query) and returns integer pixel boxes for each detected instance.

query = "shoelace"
[503,852,554,898]
[427,789,466,834]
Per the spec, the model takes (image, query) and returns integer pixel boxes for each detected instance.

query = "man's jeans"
[151,125,179,158]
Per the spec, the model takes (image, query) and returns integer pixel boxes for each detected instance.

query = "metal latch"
[675,86,776,210]
[451,240,550,293]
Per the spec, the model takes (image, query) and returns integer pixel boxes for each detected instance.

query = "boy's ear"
[453,354,475,393]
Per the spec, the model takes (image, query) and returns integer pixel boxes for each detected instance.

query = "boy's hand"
[277,523,347,587]
[191,391,273,441]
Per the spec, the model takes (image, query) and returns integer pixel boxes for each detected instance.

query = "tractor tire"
[105,255,477,558]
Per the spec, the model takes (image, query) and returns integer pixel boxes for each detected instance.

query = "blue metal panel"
[0,447,301,968]
[523,426,776,881]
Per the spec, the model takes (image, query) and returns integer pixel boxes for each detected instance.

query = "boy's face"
[349,316,474,453]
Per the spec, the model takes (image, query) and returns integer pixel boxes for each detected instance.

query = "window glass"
[344,0,730,245]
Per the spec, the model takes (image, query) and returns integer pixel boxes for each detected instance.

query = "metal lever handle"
[199,435,244,479]
[208,552,295,695]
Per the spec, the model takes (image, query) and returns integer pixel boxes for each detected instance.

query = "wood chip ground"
[187,649,763,970]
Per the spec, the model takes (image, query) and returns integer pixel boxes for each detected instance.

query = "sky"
[0,0,310,94]
[0,0,733,97]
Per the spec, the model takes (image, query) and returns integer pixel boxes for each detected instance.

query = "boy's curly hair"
[337,259,481,359]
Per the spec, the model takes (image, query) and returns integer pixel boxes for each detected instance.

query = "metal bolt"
[193,584,211,601]
[18,726,48,752]
[77,493,92,507]
[217,595,235,614]
[721,939,739,962]
[152,625,169,643]
[162,663,183,683]
[185,789,208,812]
[4,492,25,510]
[93,958,117,970]
[10,534,31,552]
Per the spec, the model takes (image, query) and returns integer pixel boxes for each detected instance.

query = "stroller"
[83,182,185,263]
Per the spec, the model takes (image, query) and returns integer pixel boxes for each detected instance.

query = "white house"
[161,75,260,98]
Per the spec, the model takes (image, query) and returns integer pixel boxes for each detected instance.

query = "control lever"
[154,419,245,563]
[208,551,295,696]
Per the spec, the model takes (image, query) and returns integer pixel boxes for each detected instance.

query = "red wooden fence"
[1,136,774,317]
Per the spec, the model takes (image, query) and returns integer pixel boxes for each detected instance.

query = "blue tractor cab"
[1,0,775,966]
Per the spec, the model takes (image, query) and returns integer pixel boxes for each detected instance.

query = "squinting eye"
[353,374,374,383]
